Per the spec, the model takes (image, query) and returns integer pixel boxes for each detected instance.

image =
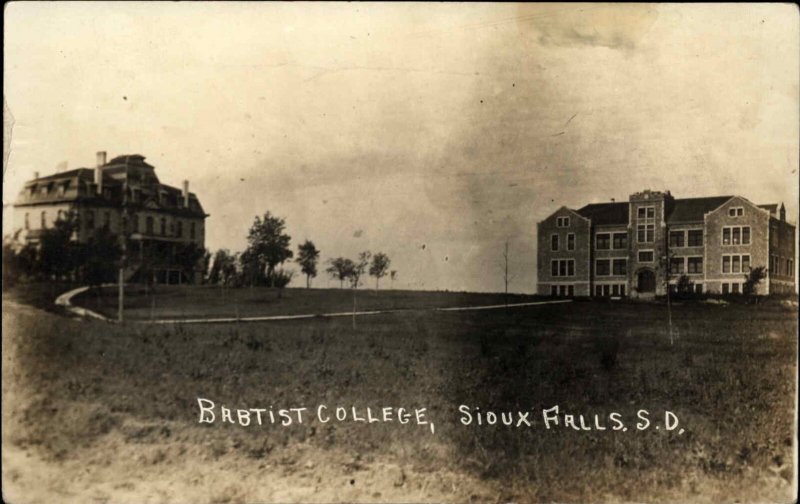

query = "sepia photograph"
[2,2,798,503]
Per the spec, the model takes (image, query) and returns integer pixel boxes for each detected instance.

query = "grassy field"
[2,286,797,503]
[74,285,549,320]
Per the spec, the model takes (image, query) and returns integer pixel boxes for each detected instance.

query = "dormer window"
[40,186,48,196]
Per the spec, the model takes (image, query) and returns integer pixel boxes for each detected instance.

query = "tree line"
[2,209,396,292]
[3,211,207,289]
[207,211,397,291]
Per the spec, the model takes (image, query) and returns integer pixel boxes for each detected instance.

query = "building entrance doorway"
[637,269,656,293]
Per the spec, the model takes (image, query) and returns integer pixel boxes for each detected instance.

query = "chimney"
[182,180,190,208]
[780,203,786,222]
[94,152,105,195]
[33,171,39,180]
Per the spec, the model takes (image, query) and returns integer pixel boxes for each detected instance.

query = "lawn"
[2,288,797,503]
[73,284,549,320]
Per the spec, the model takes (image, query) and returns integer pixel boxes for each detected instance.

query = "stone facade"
[536,207,591,296]
[537,190,795,297]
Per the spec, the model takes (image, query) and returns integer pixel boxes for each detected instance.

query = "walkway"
[55,285,573,324]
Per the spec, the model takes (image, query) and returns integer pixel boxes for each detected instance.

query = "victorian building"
[12,152,208,284]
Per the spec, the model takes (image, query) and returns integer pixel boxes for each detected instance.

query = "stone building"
[537,190,795,297]
[12,152,208,283]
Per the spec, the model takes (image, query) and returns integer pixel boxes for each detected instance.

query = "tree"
[173,242,207,283]
[743,266,767,297]
[38,211,79,281]
[238,248,263,287]
[368,252,391,291]
[326,257,354,288]
[209,249,237,285]
[82,226,122,290]
[350,251,371,289]
[390,270,397,289]
[675,274,694,298]
[200,249,212,284]
[296,240,320,288]
[244,212,293,287]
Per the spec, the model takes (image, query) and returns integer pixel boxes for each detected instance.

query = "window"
[770,224,779,247]
[728,207,744,217]
[40,211,47,229]
[596,233,610,250]
[722,226,750,245]
[669,231,685,247]
[190,222,196,240]
[24,213,29,230]
[722,283,729,295]
[556,216,570,228]
[58,183,66,197]
[732,283,740,294]
[551,234,559,251]
[551,259,575,277]
[86,211,95,230]
[160,218,167,236]
[551,285,558,297]
[638,250,654,262]
[789,259,795,277]
[146,216,154,234]
[687,257,703,274]
[596,259,611,276]
[612,259,627,276]
[612,233,627,249]
[637,206,655,219]
[722,254,750,274]
[177,221,183,238]
[595,285,602,297]
[670,257,685,274]
[567,285,574,297]
[637,224,655,243]
[694,284,703,294]
[620,285,626,297]
[687,230,703,247]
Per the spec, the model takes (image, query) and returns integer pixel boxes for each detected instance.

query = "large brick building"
[537,190,795,297]
[12,152,208,283]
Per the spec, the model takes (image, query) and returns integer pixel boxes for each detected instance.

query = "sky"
[4,3,798,293]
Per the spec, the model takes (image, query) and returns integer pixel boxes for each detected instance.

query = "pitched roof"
[576,202,629,225]
[666,196,733,223]
[576,195,739,225]
[758,204,778,215]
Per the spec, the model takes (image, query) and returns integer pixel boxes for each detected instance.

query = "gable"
[705,195,769,219]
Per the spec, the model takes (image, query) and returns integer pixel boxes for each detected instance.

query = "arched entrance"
[637,269,656,293]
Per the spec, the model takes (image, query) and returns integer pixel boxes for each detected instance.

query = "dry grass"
[2,287,797,503]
